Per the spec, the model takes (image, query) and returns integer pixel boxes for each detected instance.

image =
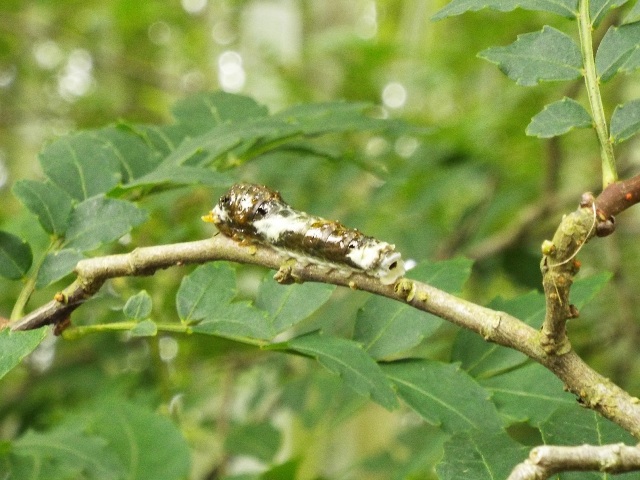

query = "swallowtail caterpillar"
[203,183,405,285]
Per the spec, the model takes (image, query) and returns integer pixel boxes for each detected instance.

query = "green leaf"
[63,196,147,251]
[36,248,84,288]
[480,363,575,425]
[0,231,32,280]
[0,328,48,381]
[39,132,122,200]
[12,180,74,236]
[624,0,640,23]
[130,320,158,337]
[255,276,335,334]
[611,99,640,144]
[11,424,123,480]
[526,98,592,138]
[383,360,502,432]
[171,91,269,134]
[478,26,583,86]
[436,430,529,480]
[88,400,191,480]
[123,290,153,320]
[540,405,637,446]
[180,263,271,340]
[590,0,630,26]
[570,271,611,309]
[92,126,162,184]
[432,0,577,19]
[596,23,640,82]
[273,332,399,410]
[224,421,282,462]
[354,258,472,360]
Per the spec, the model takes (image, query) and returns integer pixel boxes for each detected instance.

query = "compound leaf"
[526,98,592,138]
[478,26,582,86]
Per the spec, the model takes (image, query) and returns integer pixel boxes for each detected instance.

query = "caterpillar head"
[203,183,283,238]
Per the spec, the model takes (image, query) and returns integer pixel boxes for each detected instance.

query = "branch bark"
[508,443,640,480]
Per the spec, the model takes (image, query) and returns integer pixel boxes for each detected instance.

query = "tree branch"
[9,221,640,437]
[508,443,640,480]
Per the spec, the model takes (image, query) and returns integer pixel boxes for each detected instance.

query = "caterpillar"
[202,183,405,285]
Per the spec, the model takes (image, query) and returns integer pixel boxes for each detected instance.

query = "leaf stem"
[578,0,617,187]
[61,320,268,347]
[10,238,63,321]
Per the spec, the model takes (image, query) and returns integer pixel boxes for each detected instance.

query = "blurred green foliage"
[1,1,640,479]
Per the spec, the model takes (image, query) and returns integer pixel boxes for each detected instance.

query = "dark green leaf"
[354,258,472,359]
[611,99,640,144]
[480,363,575,425]
[526,98,592,138]
[12,180,74,236]
[590,0,629,25]
[436,430,529,480]
[123,290,153,320]
[541,406,637,446]
[478,27,583,86]
[224,421,282,462]
[12,424,123,480]
[130,320,158,337]
[88,400,191,480]
[39,132,121,200]
[0,231,32,280]
[596,23,640,82]
[36,248,84,288]
[383,360,502,432]
[433,0,577,19]
[172,91,269,134]
[63,196,147,251]
[180,263,271,340]
[0,328,48,381]
[273,332,399,410]
[255,276,335,334]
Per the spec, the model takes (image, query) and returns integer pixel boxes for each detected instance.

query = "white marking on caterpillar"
[204,183,405,285]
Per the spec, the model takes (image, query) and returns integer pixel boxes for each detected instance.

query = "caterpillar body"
[203,183,405,285]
